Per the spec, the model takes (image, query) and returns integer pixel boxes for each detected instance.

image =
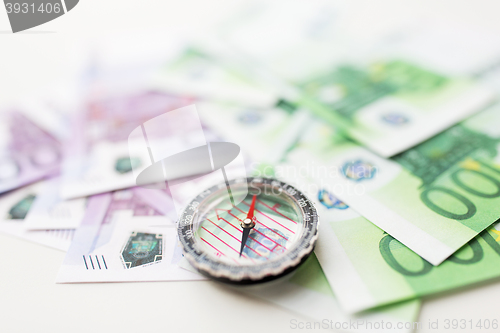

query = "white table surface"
[1,1,500,332]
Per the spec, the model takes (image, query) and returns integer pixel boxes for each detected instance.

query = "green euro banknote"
[197,101,307,165]
[219,2,495,157]
[285,107,500,265]
[276,169,500,314]
[297,60,493,157]
[149,46,277,107]
[317,203,500,314]
[254,152,500,316]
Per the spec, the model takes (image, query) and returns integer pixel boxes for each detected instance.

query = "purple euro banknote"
[60,91,195,199]
[0,181,74,251]
[0,111,61,194]
[57,186,203,283]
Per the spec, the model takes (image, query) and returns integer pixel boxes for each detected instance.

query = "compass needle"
[240,194,257,257]
[239,194,257,257]
[239,228,251,257]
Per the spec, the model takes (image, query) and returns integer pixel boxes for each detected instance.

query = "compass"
[177,177,319,284]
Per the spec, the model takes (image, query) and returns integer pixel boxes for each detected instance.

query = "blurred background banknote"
[60,91,195,199]
[216,2,496,157]
[24,178,87,230]
[0,110,61,194]
[149,45,277,107]
[0,182,75,251]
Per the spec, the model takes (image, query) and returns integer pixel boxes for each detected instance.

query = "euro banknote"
[273,167,500,314]
[218,2,495,157]
[60,91,195,199]
[0,110,61,194]
[285,106,500,265]
[297,60,493,157]
[17,86,80,142]
[0,182,74,251]
[150,46,276,107]
[372,19,500,77]
[23,178,87,230]
[197,101,308,164]
[56,187,203,283]
[316,200,500,314]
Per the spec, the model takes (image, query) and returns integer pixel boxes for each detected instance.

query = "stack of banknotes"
[4,1,500,332]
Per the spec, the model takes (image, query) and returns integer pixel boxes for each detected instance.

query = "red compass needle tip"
[247,194,257,220]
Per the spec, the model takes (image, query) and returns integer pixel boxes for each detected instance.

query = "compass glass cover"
[190,181,305,265]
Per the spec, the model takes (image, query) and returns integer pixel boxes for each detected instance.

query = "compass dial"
[178,177,319,284]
